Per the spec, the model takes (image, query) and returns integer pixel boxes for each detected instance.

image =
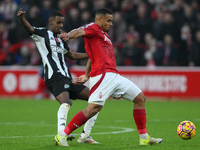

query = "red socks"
[64,109,147,136]
[64,111,88,135]
[133,109,147,134]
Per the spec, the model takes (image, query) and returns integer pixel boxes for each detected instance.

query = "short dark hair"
[96,8,112,16]
[49,10,63,19]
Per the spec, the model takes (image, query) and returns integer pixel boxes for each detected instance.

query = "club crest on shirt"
[99,91,102,99]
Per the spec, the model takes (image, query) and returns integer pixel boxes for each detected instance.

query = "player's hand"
[72,75,89,85]
[17,8,26,19]
[60,32,69,41]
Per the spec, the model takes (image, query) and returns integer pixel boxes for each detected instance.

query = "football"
[177,120,196,140]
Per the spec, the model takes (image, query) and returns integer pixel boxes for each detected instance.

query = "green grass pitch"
[0,98,200,150]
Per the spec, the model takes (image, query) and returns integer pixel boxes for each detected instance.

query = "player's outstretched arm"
[17,8,34,34]
[60,27,86,41]
[66,49,88,60]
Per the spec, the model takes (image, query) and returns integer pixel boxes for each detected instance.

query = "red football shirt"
[83,23,118,77]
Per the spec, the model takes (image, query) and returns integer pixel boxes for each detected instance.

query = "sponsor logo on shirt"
[104,35,112,44]
[51,45,68,54]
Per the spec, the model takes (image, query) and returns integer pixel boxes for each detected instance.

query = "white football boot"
[54,134,69,146]
[77,133,100,144]
[139,135,163,145]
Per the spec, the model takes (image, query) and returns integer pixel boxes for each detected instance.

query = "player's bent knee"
[59,99,72,106]
[83,103,102,118]
[134,92,146,104]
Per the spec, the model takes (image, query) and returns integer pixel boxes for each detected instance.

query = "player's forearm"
[85,59,91,78]
[19,17,34,34]
[68,28,85,39]
[69,52,88,60]
[66,49,88,60]
[74,53,88,60]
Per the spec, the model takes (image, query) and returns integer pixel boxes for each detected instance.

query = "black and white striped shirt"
[31,27,72,80]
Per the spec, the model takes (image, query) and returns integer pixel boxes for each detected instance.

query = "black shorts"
[45,74,86,99]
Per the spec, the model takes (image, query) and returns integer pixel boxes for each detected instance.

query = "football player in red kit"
[58,8,163,147]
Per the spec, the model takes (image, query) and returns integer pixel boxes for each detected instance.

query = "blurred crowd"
[1,0,200,67]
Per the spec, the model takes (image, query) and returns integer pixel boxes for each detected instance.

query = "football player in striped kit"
[17,8,99,146]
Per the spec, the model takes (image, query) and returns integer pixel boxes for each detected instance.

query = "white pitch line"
[1,118,199,139]
[0,119,199,126]
[0,125,135,139]
[0,122,55,126]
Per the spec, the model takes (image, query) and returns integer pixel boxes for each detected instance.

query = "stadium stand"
[1,0,200,67]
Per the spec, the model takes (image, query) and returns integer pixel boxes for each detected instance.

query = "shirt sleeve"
[30,27,47,42]
[82,23,96,38]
